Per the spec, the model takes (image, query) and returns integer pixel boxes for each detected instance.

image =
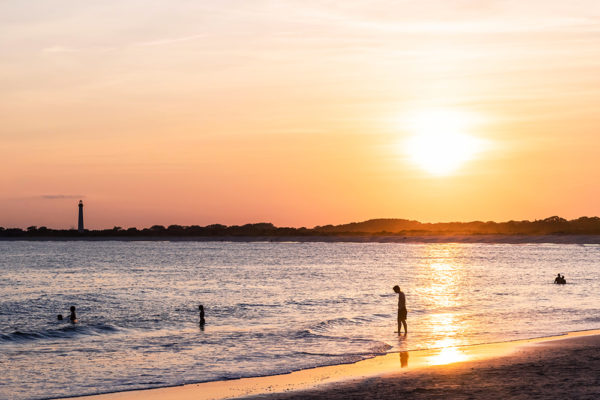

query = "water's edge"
[56,328,600,400]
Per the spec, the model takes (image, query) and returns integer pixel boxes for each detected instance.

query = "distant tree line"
[313,216,600,235]
[0,223,311,238]
[2,216,600,238]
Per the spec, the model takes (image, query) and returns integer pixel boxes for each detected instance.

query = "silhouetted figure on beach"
[69,306,77,323]
[199,305,206,326]
[393,285,407,334]
[554,274,566,284]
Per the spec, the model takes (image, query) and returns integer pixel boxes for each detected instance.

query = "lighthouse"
[78,200,84,232]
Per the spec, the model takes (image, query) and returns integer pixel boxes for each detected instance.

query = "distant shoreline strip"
[3,234,600,244]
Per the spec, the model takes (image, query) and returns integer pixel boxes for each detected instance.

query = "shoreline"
[61,329,600,400]
[4,234,600,244]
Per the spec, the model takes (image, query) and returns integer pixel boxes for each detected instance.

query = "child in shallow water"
[69,306,77,323]
[199,305,206,326]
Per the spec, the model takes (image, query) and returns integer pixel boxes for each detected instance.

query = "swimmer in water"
[69,306,77,323]
[199,305,206,326]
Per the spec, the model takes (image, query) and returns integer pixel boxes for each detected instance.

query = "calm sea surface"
[1,241,600,400]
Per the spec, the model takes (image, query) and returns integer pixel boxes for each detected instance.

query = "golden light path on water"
[413,244,473,365]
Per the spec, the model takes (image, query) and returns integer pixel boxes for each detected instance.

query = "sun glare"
[428,345,469,366]
[403,109,486,176]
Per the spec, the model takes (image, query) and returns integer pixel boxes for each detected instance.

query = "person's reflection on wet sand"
[398,333,408,368]
[400,351,409,368]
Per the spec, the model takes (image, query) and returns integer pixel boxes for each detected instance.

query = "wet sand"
[249,331,600,400]
[67,330,600,400]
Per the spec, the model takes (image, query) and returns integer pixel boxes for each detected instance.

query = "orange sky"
[2,1,600,229]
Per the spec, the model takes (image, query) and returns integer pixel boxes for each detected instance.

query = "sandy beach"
[68,330,600,400]
[252,332,600,400]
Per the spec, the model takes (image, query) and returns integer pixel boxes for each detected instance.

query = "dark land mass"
[2,216,600,243]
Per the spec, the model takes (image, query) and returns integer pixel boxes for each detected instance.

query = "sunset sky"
[2,1,599,229]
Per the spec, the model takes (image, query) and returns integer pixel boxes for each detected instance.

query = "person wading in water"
[393,285,407,335]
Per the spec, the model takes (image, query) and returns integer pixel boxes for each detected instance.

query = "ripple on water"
[1,241,600,400]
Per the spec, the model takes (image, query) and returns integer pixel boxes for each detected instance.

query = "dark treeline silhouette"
[2,216,600,239]
[0,223,310,238]
[314,216,600,236]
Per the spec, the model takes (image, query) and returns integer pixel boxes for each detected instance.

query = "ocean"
[1,241,599,400]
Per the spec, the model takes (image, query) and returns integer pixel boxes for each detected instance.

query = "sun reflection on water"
[413,244,476,357]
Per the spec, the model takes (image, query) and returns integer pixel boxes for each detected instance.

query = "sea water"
[1,241,599,400]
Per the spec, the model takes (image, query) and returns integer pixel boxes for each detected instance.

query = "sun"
[403,109,485,176]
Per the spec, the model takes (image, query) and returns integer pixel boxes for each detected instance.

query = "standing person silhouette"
[393,285,407,335]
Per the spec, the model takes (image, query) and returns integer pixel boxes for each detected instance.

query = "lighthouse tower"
[78,200,84,232]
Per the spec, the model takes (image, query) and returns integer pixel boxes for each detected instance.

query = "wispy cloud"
[2,195,85,202]
[136,34,207,47]
[42,45,78,53]
[41,45,117,54]
[39,195,84,200]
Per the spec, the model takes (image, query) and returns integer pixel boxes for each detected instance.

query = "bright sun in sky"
[404,109,486,176]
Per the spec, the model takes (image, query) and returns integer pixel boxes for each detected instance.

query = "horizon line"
[3,215,599,231]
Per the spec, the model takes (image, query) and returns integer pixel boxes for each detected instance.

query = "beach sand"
[250,332,600,399]
[68,330,600,400]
